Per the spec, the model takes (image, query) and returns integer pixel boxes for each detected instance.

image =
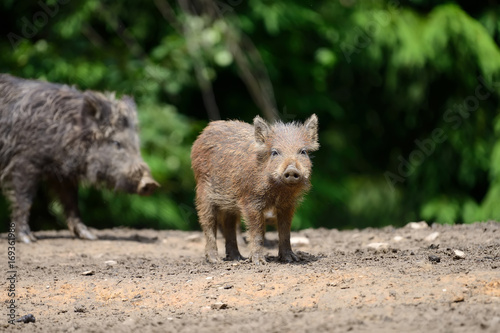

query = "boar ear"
[83,91,111,123]
[121,95,136,109]
[254,116,270,145]
[304,114,319,151]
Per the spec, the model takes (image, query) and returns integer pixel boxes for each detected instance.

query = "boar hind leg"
[3,171,38,243]
[50,179,97,240]
[202,210,219,263]
[196,195,220,263]
[220,211,244,261]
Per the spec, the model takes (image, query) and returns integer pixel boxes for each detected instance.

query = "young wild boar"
[0,74,159,243]
[191,115,319,264]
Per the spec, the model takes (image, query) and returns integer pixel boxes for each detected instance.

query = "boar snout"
[137,173,160,196]
[282,165,302,185]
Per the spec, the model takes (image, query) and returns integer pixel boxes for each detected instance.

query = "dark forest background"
[1,0,500,232]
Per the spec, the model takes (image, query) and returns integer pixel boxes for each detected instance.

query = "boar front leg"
[277,208,299,263]
[244,208,267,265]
[3,170,39,244]
[50,179,97,240]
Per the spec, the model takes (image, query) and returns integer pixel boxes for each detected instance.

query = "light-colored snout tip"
[282,166,303,185]
[137,176,160,196]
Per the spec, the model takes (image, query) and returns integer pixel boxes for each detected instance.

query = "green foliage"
[1,0,500,232]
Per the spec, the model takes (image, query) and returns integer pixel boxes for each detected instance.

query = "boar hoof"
[206,252,221,264]
[18,231,36,244]
[28,232,38,242]
[72,223,97,240]
[225,252,245,261]
[279,250,300,263]
[250,252,267,265]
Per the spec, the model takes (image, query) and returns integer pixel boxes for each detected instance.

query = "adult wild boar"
[0,74,159,243]
[191,115,319,264]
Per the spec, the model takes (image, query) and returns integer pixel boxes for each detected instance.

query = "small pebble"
[367,242,389,250]
[453,250,465,260]
[211,302,228,310]
[74,305,87,313]
[407,221,428,229]
[453,295,465,302]
[290,237,310,247]
[16,314,35,323]
[81,270,95,276]
[105,260,117,266]
[393,236,403,242]
[428,255,441,263]
[425,232,440,242]
[185,234,202,242]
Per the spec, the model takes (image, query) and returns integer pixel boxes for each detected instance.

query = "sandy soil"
[1,221,499,332]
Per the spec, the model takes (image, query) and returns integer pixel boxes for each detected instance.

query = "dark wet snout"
[137,172,160,196]
[282,165,303,185]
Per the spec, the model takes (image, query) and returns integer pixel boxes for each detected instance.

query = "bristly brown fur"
[0,74,158,243]
[191,114,319,264]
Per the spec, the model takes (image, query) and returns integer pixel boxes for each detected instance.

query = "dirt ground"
[1,221,499,332]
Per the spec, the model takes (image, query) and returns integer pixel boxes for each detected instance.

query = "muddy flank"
[1,221,499,332]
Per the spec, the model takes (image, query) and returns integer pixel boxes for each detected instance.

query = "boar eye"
[111,140,122,149]
[300,149,308,156]
[271,149,280,157]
